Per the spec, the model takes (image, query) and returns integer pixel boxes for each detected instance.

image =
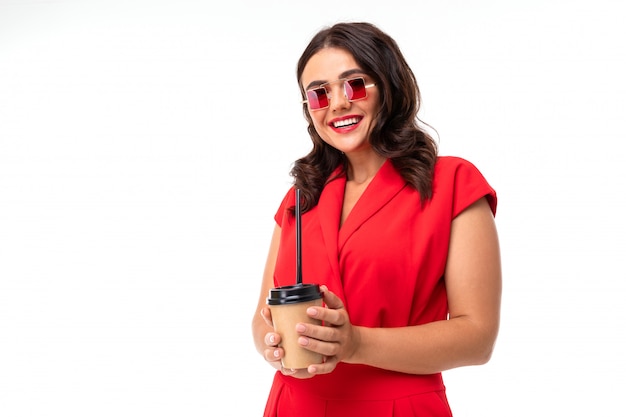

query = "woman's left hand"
[296,285,360,375]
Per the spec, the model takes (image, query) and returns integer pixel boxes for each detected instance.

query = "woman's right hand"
[259,307,284,371]
[260,306,321,379]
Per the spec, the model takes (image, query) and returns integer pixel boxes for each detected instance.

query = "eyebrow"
[304,69,365,90]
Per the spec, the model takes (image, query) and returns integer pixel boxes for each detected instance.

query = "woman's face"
[300,47,380,156]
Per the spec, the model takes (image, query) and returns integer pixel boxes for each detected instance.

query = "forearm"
[345,317,498,375]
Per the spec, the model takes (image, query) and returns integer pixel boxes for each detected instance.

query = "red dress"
[264,156,497,417]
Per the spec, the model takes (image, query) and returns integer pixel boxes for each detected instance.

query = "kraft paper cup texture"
[269,298,323,369]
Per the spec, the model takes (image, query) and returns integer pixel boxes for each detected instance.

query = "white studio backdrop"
[1,0,624,415]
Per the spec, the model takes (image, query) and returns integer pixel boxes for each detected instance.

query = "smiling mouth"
[332,117,361,128]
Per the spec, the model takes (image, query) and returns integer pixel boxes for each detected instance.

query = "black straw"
[295,188,302,285]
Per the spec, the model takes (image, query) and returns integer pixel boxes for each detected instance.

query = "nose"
[328,83,350,111]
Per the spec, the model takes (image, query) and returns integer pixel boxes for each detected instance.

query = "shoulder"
[433,156,497,216]
[435,155,480,173]
[274,186,296,226]
[434,156,491,183]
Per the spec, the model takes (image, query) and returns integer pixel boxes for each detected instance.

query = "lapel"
[314,160,407,299]
[338,159,407,249]
[316,170,345,299]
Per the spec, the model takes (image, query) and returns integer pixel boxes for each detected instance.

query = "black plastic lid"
[266,283,322,305]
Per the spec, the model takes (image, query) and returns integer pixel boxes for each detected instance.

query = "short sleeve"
[274,186,296,227]
[436,157,497,218]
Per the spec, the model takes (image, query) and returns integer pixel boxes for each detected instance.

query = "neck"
[346,155,387,184]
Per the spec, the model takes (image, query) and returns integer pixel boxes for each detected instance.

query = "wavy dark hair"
[291,22,439,213]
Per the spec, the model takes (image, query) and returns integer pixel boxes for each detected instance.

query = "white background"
[1,0,624,415]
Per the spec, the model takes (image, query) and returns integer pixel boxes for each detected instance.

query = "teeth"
[333,117,359,128]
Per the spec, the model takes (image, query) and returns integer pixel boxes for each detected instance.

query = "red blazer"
[265,156,497,417]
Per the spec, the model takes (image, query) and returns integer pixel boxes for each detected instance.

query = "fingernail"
[269,335,275,344]
[296,324,306,333]
[298,337,309,346]
[273,349,280,358]
[307,307,317,316]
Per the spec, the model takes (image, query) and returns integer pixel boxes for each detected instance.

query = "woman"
[251,22,501,416]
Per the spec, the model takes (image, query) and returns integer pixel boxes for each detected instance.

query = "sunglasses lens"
[306,88,328,110]
[305,78,368,110]
[345,78,367,101]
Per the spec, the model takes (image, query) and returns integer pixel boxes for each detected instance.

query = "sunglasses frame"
[301,76,376,111]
